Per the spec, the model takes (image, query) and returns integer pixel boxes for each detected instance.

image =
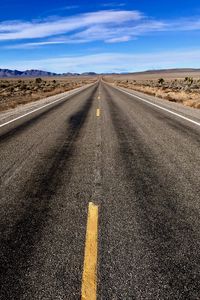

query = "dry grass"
[0,76,97,111]
[104,73,200,109]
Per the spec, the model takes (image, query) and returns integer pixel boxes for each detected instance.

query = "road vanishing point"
[0,80,200,299]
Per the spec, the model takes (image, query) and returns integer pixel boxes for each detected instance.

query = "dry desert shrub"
[111,78,200,109]
[0,77,96,111]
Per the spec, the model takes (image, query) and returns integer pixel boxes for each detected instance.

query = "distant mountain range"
[0,68,200,78]
[0,69,98,78]
[127,68,200,75]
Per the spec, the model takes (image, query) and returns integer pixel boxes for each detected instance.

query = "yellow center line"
[81,202,98,300]
[96,109,100,117]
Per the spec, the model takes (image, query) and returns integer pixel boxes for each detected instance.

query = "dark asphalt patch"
[99,85,200,299]
[0,86,97,299]
[0,85,95,141]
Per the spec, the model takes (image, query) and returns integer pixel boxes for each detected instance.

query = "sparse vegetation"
[0,77,96,111]
[106,75,200,109]
[35,77,42,84]
[184,77,194,85]
[158,78,165,85]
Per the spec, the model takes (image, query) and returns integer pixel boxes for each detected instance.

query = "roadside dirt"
[0,77,97,111]
[105,72,200,109]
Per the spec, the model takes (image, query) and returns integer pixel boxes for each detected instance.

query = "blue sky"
[0,0,200,73]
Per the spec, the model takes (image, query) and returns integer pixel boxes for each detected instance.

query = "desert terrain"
[0,76,97,111]
[105,70,200,109]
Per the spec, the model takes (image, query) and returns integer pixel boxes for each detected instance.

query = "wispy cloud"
[106,36,132,43]
[4,19,166,49]
[4,18,165,49]
[172,18,200,31]
[54,5,80,11]
[1,9,200,49]
[7,40,70,49]
[101,2,126,8]
[1,50,200,73]
[0,10,142,41]
[41,5,80,16]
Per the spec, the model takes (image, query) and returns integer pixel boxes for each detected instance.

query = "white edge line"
[0,84,92,128]
[108,83,200,128]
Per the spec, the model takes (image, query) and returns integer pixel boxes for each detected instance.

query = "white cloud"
[7,40,69,49]
[1,50,200,73]
[5,20,166,49]
[1,10,200,48]
[0,10,143,41]
[173,19,200,31]
[0,21,31,32]
[106,36,132,43]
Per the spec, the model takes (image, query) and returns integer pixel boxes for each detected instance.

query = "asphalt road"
[0,81,200,299]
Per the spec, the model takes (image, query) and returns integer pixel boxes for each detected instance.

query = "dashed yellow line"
[81,202,98,300]
[96,109,100,117]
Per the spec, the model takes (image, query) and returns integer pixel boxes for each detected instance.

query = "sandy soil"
[104,71,200,109]
[0,76,97,111]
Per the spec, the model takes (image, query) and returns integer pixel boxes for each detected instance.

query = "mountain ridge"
[1,68,200,78]
[0,69,99,78]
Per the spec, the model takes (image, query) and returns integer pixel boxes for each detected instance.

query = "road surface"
[0,81,200,299]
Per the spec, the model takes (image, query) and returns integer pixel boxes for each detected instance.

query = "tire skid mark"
[0,86,97,186]
[0,86,97,299]
[0,86,93,142]
[108,84,200,144]
[104,85,200,299]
